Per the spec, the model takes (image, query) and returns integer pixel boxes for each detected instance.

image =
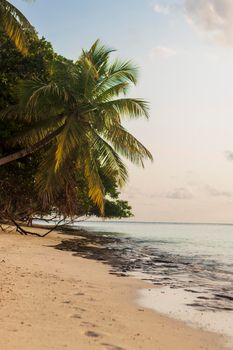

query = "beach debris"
[101,343,125,350]
[85,330,100,338]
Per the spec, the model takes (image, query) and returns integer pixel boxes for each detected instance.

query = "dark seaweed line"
[55,228,233,313]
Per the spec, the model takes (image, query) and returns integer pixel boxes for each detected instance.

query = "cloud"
[165,187,194,200]
[122,186,146,200]
[150,46,177,59]
[153,4,171,15]
[225,151,233,161]
[184,0,233,46]
[152,2,181,15]
[152,187,194,200]
[204,185,232,198]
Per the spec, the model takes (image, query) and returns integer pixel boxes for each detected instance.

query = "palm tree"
[0,40,153,212]
[0,0,35,54]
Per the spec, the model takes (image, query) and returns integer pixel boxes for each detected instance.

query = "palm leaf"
[94,82,129,102]
[104,123,153,167]
[17,78,69,120]
[96,60,138,95]
[84,151,105,215]
[98,98,150,120]
[10,114,65,146]
[0,0,35,54]
[54,116,88,171]
[81,39,115,76]
[90,129,128,186]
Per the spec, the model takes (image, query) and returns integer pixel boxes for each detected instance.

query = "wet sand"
[0,228,228,350]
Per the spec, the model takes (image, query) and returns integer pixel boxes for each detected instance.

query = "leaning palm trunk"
[0,125,64,166]
[1,40,153,213]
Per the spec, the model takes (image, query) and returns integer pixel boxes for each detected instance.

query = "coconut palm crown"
[2,40,153,214]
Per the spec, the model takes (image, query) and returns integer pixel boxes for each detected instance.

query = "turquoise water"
[73,221,233,343]
[73,221,233,272]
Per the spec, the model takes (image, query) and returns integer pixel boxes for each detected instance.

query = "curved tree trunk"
[0,125,64,166]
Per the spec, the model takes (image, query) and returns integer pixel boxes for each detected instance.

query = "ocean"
[71,221,233,345]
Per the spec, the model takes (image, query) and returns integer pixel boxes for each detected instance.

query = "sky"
[11,0,233,223]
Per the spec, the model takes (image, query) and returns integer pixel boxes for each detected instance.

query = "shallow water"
[73,221,233,271]
[72,221,233,345]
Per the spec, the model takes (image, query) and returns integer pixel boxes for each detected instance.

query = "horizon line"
[78,219,233,226]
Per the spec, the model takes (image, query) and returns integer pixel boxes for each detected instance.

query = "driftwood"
[1,214,89,238]
[10,218,65,237]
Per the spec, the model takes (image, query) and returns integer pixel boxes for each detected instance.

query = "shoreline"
[0,228,228,350]
[137,286,233,347]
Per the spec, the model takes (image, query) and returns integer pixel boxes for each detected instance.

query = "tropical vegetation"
[0,2,152,234]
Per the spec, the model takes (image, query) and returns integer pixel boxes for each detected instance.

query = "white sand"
[0,228,228,350]
[138,286,233,348]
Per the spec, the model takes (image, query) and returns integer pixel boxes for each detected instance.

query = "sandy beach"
[0,228,228,350]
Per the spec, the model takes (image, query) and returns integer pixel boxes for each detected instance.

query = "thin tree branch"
[11,218,65,237]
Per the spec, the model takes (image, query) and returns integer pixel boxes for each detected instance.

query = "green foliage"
[0,30,60,111]
[0,30,61,155]
[0,31,55,222]
[4,39,153,215]
[104,199,132,219]
[0,33,135,222]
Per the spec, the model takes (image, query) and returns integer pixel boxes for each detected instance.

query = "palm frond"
[94,82,129,102]
[98,98,150,120]
[107,60,138,85]
[10,114,65,146]
[17,79,69,120]
[54,116,86,171]
[104,124,153,167]
[1,0,34,29]
[84,151,105,214]
[81,39,115,76]
[95,60,138,97]
[35,145,60,201]
[35,145,73,209]
[90,129,128,187]
[0,0,35,54]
